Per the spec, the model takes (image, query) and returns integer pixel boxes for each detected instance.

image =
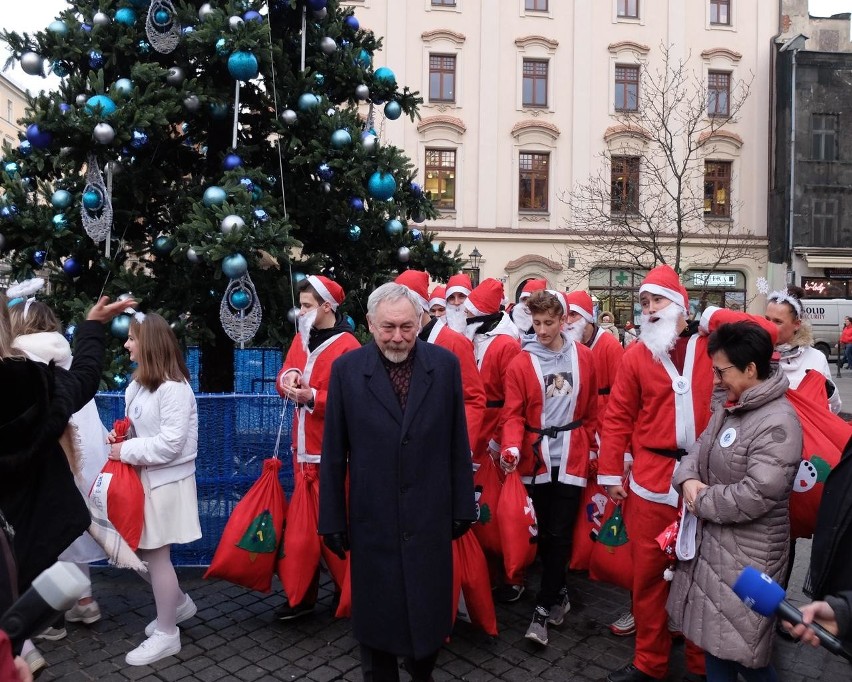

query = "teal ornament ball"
[154,9,170,24]
[432,242,441,253]
[4,162,18,177]
[115,8,136,25]
[51,61,69,77]
[114,78,133,96]
[347,224,361,241]
[228,51,259,81]
[138,40,151,54]
[298,93,321,111]
[85,95,117,116]
[367,171,396,201]
[314,72,325,86]
[222,253,248,279]
[330,129,351,148]
[293,271,307,284]
[51,190,72,209]
[47,20,68,34]
[209,103,229,119]
[203,186,227,207]
[356,49,371,68]
[385,218,403,236]
[215,38,228,56]
[374,66,396,87]
[384,101,402,120]
[110,315,131,340]
[229,288,252,310]
[83,190,103,210]
[154,236,176,255]
[52,213,68,230]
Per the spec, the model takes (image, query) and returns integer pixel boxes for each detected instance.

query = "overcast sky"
[2,0,851,94]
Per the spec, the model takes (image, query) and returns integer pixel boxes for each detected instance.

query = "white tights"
[137,545,182,635]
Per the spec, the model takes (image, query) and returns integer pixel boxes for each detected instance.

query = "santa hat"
[543,290,567,315]
[394,270,430,312]
[307,275,345,311]
[464,278,504,317]
[519,279,547,301]
[564,290,595,323]
[446,273,473,299]
[639,265,689,311]
[428,286,446,310]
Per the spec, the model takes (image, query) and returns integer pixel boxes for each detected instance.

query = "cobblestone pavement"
[32,538,849,682]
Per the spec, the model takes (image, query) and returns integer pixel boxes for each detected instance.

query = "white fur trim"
[640,282,687,310]
[569,304,594,323]
[446,285,470,298]
[464,297,486,318]
[307,275,339,310]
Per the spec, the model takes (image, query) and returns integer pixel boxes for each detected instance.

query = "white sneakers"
[126,628,181,666]
[145,594,197,637]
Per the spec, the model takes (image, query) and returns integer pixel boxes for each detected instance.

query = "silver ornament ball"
[355,84,370,101]
[198,3,214,20]
[398,247,411,263]
[322,182,332,193]
[320,37,337,55]
[281,109,297,125]
[187,247,200,263]
[228,15,244,30]
[361,133,377,153]
[220,214,245,235]
[166,67,185,86]
[20,52,44,76]
[184,95,201,112]
[287,306,299,324]
[313,7,327,20]
[93,122,116,144]
[75,94,88,106]
[92,11,110,26]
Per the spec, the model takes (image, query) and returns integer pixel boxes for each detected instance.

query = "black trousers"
[527,469,583,610]
[359,644,438,682]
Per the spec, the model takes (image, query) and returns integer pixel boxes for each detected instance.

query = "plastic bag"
[89,459,144,551]
[496,471,537,583]
[453,531,498,635]
[471,457,503,556]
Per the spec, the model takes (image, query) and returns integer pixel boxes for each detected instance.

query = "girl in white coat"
[109,313,201,666]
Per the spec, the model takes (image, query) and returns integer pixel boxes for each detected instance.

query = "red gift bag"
[588,497,633,591]
[569,475,609,571]
[204,457,288,593]
[497,471,537,583]
[472,458,503,556]
[335,560,352,619]
[89,459,144,551]
[278,466,323,605]
[453,531,498,636]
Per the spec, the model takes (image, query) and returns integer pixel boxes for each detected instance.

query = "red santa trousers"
[628,495,705,678]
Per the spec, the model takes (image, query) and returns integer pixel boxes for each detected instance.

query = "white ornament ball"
[326,107,337,117]
[361,133,377,153]
[75,94,88,106]
[320,37,337,55]
[187,247,200,263]
[166,67,185,86]
[220,214,245,234]
[184,95,201,113]
[228,15,244,30]
[198,3,214,20]
[93,122,116,144]
[20,52,44,76]
[281,109,297,125]
[92,11,110,26]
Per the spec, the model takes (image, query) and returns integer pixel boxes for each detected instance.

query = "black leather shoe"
[683,674,707,682]
[606,664,664,682]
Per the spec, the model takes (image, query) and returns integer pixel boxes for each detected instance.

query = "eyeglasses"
[713,365,736,380]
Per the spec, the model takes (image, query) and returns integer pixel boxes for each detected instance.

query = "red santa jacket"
[501,339,599,486]
[425,319,487,456]
[276,331,360,462]
[588,326,624,421]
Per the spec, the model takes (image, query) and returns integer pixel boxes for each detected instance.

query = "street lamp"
[468,247,482,286]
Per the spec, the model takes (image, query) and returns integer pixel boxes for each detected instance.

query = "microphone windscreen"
[31,562,89,611]
[733,566,785,617]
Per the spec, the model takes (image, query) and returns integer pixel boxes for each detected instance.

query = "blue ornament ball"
[239,177,255,192]
[58,103,72,114]
[138,40,151,54]
[348,224,361,241]
[114,374,129,389]
[154,236,176,255]
[110,315,131,340]
[52,213,68,230]
[330,129,351,149]
[385,218,404,236]
[228,51,259,81]
[182,26,194,35]
[317,163,334,182]
[52,190,72,209]
[298,93,321,112]
[252,185,263,202]
[215,38,228,56]
[222,253,248,279]
[81,23,92,33]
[4,162,19,176]
[85,95,117,116]
[52,61,69,77]
[410,228,423,242]
[202,186,227,207]
[374,67,396,87]
[432,242,441,253]
[62,257,83,277]
[253,208,270,222]
[229,288,252,310]
[63,324,76,343]
[154,9,170,24]
[131,130,149,148]
[209,103,229,119]
[367,171,397,201]
[82,190,103,210]
[33,250,47,266]
[344,15,359,31]
[19,140,32,156]
[115,8,136,25]
[349,197,364,212]
[293,272,307,285]
[26,124,53,149]
[89,50,104,69]
[223,153,242,170]
[307,0,327,11]
[48,20,68,34]
[243,10,263,22]
[344,315,355,331]
[1,206,17,221]
[410,182,423,198]
[384,101,402,120]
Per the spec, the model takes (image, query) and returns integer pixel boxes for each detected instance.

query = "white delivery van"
[800,299,852,359]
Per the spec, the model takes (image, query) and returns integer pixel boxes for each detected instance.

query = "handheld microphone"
[733,566,851,661]
[0,562,88,654]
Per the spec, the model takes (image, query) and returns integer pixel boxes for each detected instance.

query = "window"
[812,198,839,246]
[425,149,456,210]
[812,114,838,161]
[617,0,639,18]
[708,71,730,117]
[431,0,456,5]
[611,157,640,214]
[710,0,730,25]
[704,161,731,217]
[519,152,549,211]
[525,0,548,10]
[614,65,639,112]
[5,100,11,122]
[428,55,456,103]
[522,59,548,107]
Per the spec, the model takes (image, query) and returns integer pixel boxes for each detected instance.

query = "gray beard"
[564,319,587,343]
[445,305,468,333]
[380,347,410,363]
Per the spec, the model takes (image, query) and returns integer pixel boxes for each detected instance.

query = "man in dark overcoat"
[319,282,475,682]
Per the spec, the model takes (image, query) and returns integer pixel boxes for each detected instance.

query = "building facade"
[347,0,778,322]
[0,73,28,151]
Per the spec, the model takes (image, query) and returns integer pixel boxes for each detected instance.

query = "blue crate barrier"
[95,393,295,567]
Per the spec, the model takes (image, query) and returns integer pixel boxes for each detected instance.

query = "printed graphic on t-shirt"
[544,371,573,398]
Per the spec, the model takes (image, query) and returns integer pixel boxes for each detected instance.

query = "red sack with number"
[453,531,498,635]
[89,459,144,551]
[204,457,288,593]
[472,457,503,556]
[588,497,633,591]
[497,471,537,583]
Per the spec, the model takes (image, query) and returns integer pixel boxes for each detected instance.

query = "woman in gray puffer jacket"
[667,321,802,681]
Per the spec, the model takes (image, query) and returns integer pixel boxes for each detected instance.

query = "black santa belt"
[597,387,611,396]
[647,447,688,461]
[524,419,584,471]
[486,400,505,408]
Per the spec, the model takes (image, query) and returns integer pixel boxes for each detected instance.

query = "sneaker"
[606,663,663,682]
[525,606,549,646]
[493,584,525,603]
[23,646,47,676]
[547,587,571,626]
[609,611,636,636]
[65,600,102,624]
[33,626,67,641]
[275,600,315,621]
[125,628,181,666]
[144,594,197,637]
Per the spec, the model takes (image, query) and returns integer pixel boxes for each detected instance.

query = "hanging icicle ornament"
[81,154,113,243]
[146,0,181,54]
[220,273,262,346]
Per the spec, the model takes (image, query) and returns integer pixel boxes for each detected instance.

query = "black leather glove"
[322,532,349,560]
[451,519,472,540]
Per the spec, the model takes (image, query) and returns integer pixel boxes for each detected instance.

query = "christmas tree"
[0,0,461,390]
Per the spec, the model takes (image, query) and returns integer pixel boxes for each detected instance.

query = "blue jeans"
[705,653,779,682]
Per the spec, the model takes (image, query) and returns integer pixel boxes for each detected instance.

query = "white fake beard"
[464,320,484,341]
[513,304,533,334]
[640,302,684,361]
[445,304,468,333]
[564,317,588,343]
[298,309,318,352]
